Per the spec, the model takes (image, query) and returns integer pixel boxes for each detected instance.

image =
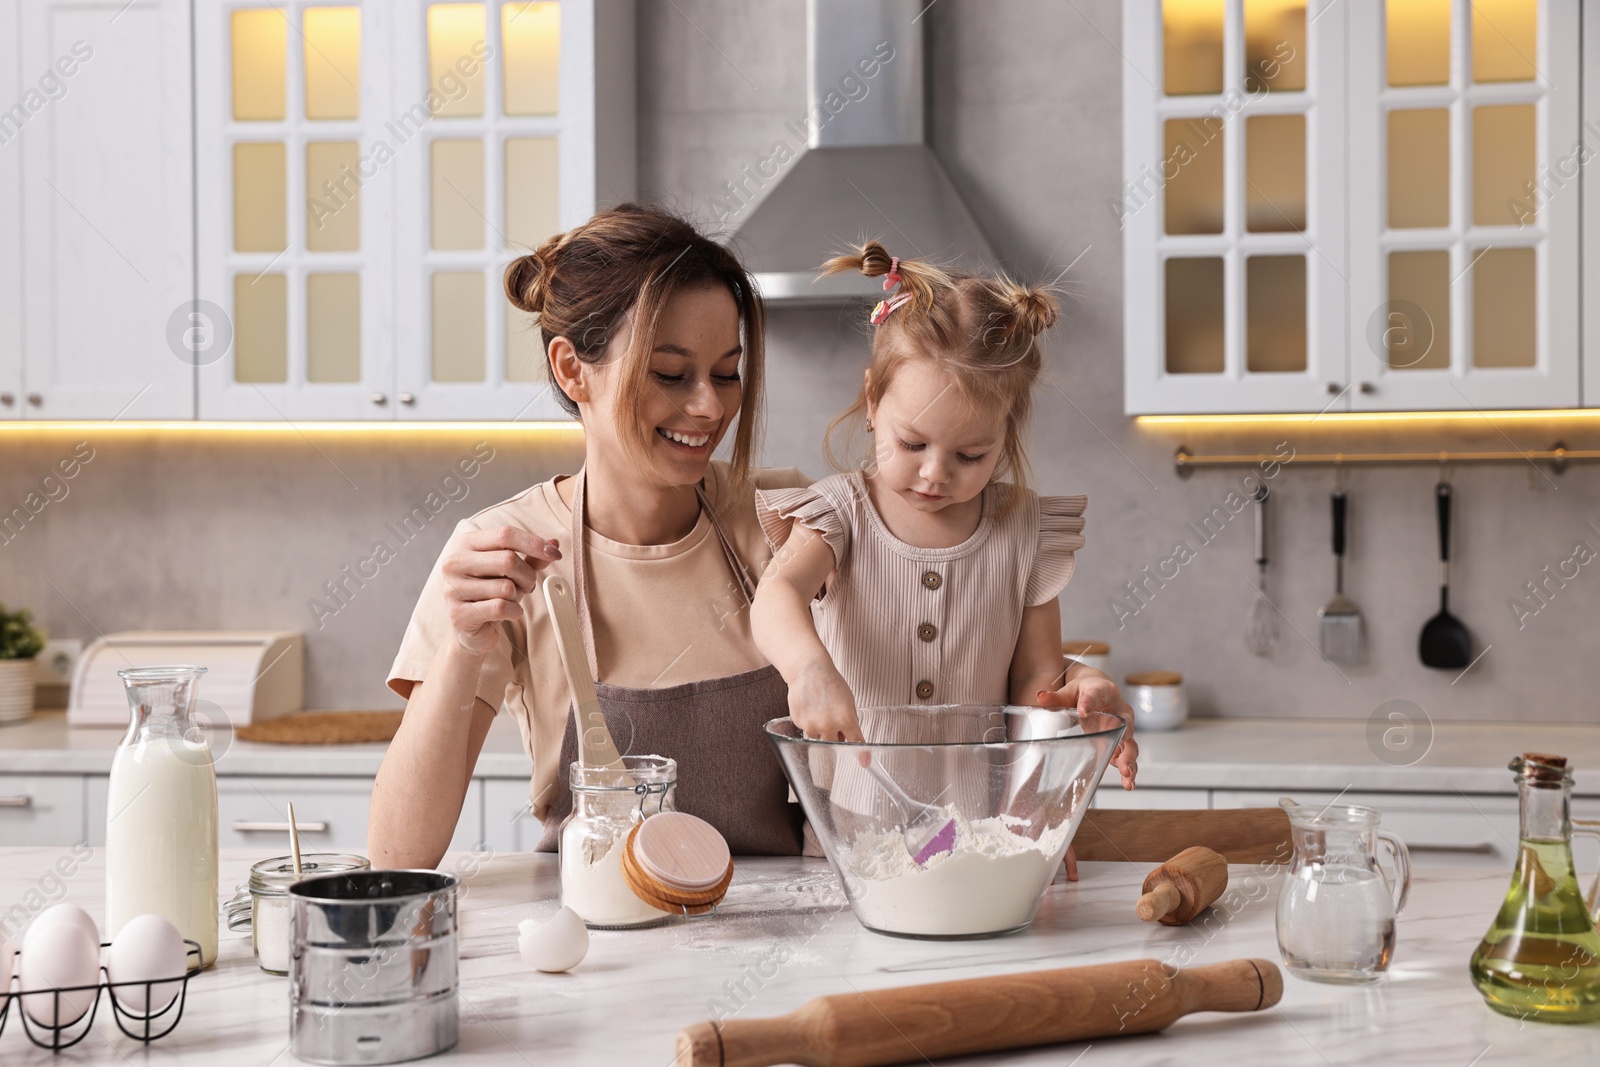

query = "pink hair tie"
[882,257,901,291]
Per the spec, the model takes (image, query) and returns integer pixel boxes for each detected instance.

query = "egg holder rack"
[0,940,202,1053]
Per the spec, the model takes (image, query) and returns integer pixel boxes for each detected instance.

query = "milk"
[106,734,218,967]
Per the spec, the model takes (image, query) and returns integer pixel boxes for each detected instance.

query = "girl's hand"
[788,659,864,743]
[442,526,562,654]
[1036,670,1139,790]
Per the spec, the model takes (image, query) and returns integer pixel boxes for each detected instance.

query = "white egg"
[20,919,100,1027]
[107,914,188,1016]
[32,903,99,947]
[518,906,589,974]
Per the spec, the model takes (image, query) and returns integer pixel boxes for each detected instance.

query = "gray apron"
[534,469,803,855]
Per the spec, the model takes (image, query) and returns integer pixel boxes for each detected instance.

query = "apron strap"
[568,466,756,683]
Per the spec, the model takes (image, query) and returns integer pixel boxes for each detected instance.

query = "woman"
[369,204,808,867]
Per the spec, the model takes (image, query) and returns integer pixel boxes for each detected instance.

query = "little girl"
[751,242,1137,790]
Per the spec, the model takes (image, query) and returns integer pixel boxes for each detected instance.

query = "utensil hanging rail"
[1173,442,1594,477]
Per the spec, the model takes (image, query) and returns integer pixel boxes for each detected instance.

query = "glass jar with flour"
[560,756,679,929]
[246,853,370,974]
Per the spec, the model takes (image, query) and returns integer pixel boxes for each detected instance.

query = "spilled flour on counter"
[843,811,1070,936]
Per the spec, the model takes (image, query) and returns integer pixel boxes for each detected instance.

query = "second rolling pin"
[675,956,1282,1067]
[1136,846,1229,925]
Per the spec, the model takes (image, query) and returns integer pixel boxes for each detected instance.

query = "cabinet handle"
[0,795,33,808]
[370,392,387,405]
[398,392,416,405]
[27,393,42,406]
[1406,842,1495,855]
[0,393,13,405]
[232,819,328,833]
[1358,381,1376,394]
[1325,382,1343,396]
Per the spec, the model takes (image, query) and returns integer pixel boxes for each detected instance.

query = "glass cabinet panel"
[506,300,541,382]
[1386,251,1450,370]
[1387,0,1451,86]
[502,2,559,115]
[1163,0,1224,96]
[505,137,559,249]
[234,274,288,383]
[432,139,487,250]
[307,273,362,382]
[1245,114,1305,232]
[1165,258,1226,374]
[1244,0,1306,92]
[1472,104,1535,227]
[303,7,361,120]
[1164,118,1225,235]
[1472,0,1537,83]
[1246,255,1306,372]
[306,142,361,252]
[1387,109,1450,228]
[428,4,487,117]
[1472,247,1536,367]
[233,143,286,252]
[433,272,487,382]
[232,9,286,121]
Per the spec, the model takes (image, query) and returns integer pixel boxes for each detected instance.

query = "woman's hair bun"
[503,247,551,314]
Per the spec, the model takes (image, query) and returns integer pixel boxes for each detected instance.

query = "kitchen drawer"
[482,778,543,853]
[0,774,86,845]
[1213,790,1521,869]
[1093,786,1209,810]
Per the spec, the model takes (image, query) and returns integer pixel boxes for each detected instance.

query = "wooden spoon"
[542,575,632,784]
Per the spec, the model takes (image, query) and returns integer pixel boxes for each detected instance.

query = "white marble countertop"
[1,848,1595,1065]
[5,712,1599,796]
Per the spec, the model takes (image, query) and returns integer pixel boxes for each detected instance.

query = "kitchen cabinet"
[0,0,21,418]
[482,775,542,851]
[193,0,633,422]
[15,0,195,420]
[0,774,87,845]
[1123,0,1582,414]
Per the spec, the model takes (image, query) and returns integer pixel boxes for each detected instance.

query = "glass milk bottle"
[107,666,219,968]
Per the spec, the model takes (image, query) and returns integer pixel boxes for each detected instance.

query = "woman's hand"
[788,659,863,743]
[1036,668,1139,789]
[441,526,562,653]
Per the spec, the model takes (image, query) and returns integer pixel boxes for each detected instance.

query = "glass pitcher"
[1276,798,1411,983]
[1470,753,1600,1023]
[106,666,219,968]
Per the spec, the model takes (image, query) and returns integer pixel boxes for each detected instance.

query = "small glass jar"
[559,755,678,929]
[248,853,369,974]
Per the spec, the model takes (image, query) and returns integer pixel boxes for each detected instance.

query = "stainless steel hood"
[731,0,998,306]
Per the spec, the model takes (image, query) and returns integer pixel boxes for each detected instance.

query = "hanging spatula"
[1318,489,1364,664]
[1419,480,1473,669]
[543,574,633,785]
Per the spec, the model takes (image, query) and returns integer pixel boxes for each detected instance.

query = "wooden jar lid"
[1062,640,1110,656]
[1125,670,1183,686]
[622,814,733,916]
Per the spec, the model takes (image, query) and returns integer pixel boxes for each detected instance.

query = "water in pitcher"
[1276,864,1396,981]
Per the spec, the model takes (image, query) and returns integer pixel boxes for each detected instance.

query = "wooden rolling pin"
[1137,846,1229,926]
[675,957,1282,1067]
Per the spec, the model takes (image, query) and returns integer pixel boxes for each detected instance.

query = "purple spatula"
[865,761,957,865]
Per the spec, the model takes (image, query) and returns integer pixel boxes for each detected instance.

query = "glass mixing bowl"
[766,704,1126,939]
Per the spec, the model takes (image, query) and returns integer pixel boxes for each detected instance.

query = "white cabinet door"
[0,774,86,846]
[19,0,193,419]
[1214,789,1519,869]
[213,775,482,853]
[0,0,21,420]
[482,776,542,852]
[1346,0,1579,410]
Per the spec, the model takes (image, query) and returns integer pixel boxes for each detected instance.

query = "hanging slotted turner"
[1318,490,1365,664]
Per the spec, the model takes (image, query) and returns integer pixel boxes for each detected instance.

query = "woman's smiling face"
[583,283,744,487]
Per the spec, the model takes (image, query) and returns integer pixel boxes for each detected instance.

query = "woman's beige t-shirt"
[387,461,807,820]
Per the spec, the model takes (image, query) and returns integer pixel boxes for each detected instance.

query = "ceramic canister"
[289,870,459,1065]
[1124,671,1188,732]
[1062,640,1111,675]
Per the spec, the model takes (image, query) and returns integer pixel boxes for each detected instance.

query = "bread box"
[68,631,304,727]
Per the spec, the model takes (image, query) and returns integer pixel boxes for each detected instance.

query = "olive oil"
[1469,754,1600,1024]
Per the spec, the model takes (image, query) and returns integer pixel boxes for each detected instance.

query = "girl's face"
[581,283,744,487]
[866,358,1004,513]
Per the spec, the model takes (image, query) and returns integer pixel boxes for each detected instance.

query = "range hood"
[731,0,998,306]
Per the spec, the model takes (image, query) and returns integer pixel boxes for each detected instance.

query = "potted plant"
[0,602,45,723]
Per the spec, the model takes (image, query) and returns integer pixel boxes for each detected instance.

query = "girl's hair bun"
[1002,284,1060,339]
[503,243,554,314]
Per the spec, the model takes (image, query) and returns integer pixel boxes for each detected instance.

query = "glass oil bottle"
[1469,753,1600,1022]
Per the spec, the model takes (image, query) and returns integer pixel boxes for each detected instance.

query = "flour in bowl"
[843,811,1071,936]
